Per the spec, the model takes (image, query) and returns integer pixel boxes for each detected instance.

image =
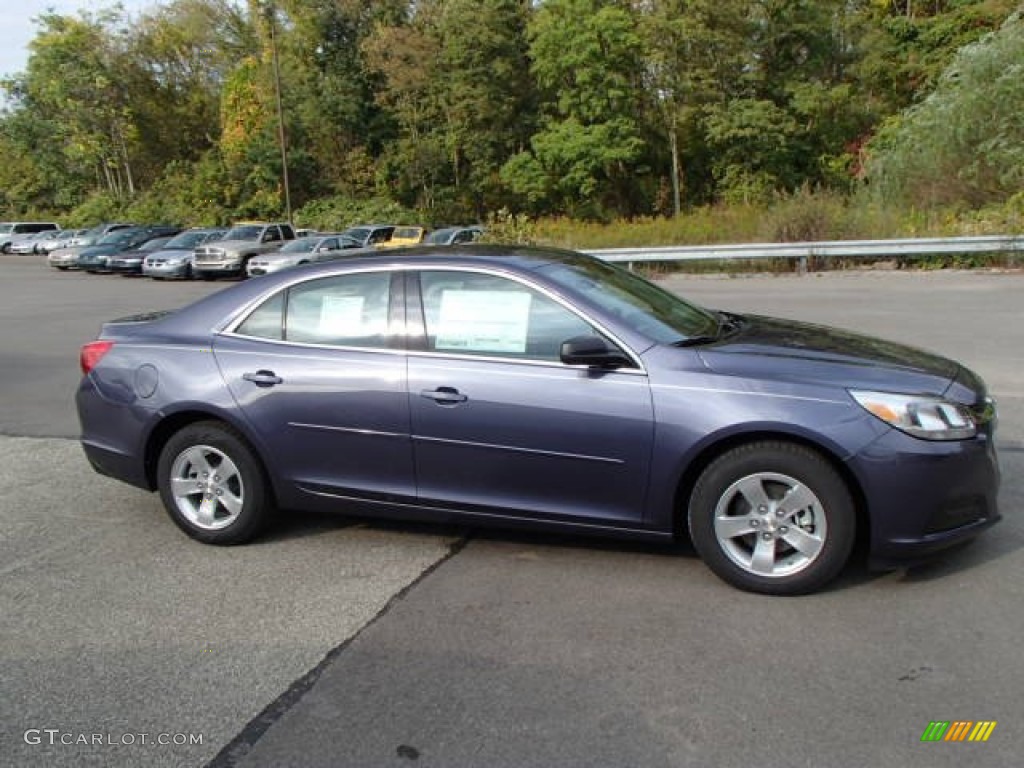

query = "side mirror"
[559,335,632,369]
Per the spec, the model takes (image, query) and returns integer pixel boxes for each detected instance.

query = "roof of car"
[142,246,589,334]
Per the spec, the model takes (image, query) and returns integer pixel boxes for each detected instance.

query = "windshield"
[0,224,12,234]
[165,231,213,249]
[425,229,454,244]
[342,228,369,243]
[98,230,141,245]
[140,238,171,251]
[224,225,263,241]
[540,258,718,343]
[279,238,319,253]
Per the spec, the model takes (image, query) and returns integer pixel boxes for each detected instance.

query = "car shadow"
[897,532,1023,583]
[255,508,905,593]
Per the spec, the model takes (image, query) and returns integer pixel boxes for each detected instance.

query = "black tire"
[688,441,855,595]
[156,421,274,545]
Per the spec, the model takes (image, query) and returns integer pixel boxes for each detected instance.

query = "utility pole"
[265,2,292,224]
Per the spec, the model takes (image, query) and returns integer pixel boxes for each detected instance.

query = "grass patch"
[483,190,1022,273]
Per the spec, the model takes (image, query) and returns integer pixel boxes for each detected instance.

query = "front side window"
[418,271,601,362]
[234,272,393,349]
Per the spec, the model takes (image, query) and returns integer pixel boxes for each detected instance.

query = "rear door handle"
[242,370,283,387]
[420,387,468,405]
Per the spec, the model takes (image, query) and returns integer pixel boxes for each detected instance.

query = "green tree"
[279,0,403,199]
[638,0,751,212]
[433,0,535,219]
[866,10,1024,208]
[10,10,138,201]
[503,0,647,218]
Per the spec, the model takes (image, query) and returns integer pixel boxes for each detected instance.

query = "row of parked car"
[7,220,483,280]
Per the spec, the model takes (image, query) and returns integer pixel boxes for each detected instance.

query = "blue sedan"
[76,247,1000,594]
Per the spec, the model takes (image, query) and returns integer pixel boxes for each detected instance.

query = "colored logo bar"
[920,721,997,742]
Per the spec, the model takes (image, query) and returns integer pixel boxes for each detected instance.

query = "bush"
[294,196,420,231]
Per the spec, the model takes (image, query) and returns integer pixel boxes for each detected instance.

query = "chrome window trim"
[218,263,648,375]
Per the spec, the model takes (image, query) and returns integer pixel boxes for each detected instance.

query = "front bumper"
[849,427,1001,568]
[143,260,190,278]
[193,259,243,277]
[108,260,144,274]
[48,254,80,268]
[246,261,293,277]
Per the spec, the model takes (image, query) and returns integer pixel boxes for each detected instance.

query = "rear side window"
[234,272,393,349]
[13,223,58,233]
[236,293,284,339]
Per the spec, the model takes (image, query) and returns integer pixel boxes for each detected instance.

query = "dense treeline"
[0,0,1021,233]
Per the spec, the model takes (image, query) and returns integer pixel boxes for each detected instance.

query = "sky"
[1,1,159,79]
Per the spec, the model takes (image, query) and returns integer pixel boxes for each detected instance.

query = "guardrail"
[586,234,1024,272]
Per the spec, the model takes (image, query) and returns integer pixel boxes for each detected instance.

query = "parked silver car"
[246,234,362,276]
[8,231,54,254]
[0,221,60,252]
[143,228,227,280]
[36,228,89,254]
[47,222,137,270]
[424,226,484,245]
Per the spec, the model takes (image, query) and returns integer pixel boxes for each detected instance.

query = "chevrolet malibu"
[76,247,1000,594]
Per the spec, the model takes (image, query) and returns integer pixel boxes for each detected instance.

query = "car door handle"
[242,370,283,387]
[420,387,468,405]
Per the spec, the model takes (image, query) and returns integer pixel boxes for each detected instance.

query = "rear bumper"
[76,379,153,490]
[80,439,152,491]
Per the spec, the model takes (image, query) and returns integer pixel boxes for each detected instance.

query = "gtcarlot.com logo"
[920,720,997,743]
[24,729,203,747]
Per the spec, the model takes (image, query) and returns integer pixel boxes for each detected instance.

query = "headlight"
[850,390,977,441]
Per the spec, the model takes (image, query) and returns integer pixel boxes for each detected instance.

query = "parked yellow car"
[377,226,425,248]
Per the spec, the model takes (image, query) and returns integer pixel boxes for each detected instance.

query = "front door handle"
[242,370,283,387]
[420,387,468,405]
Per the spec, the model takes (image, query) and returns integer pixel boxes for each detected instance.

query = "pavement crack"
[204,533,471,768]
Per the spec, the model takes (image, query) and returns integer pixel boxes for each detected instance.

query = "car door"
[406,269,655,525]
[313,237,340,260]
[214,270,416,505]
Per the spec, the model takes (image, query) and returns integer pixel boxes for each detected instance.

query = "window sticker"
[319,295,365,336]
[435,290,532,353]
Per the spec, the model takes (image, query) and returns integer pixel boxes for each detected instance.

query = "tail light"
[80,340,114,375]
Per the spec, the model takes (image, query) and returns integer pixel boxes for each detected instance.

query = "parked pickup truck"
[192,221,295,279]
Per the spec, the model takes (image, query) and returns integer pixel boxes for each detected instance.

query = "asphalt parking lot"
[1,254,1021,767]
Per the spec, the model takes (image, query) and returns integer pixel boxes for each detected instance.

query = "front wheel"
[688,441,855,595]
[156,421,274,544]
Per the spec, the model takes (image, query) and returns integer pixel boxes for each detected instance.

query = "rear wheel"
[688,441,855,595]
[156,421,273,544]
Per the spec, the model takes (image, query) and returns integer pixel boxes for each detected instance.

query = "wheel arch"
[672,429,870,552]
[143,409,276,504]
